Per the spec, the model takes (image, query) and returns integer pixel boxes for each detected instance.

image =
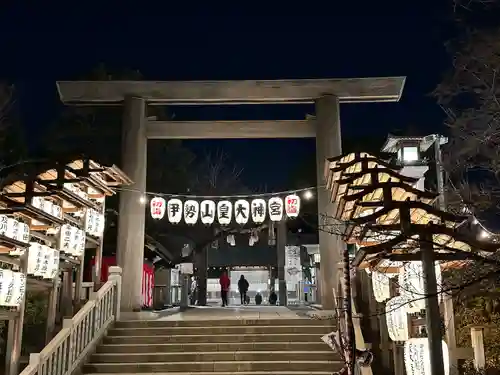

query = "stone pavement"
[158,305,303,321]
[119,304,319,323]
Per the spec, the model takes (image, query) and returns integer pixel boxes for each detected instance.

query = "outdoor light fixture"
[397,146,419,163]
[480,230,489,239]
[303,190,313,200]
[139,195,147,204]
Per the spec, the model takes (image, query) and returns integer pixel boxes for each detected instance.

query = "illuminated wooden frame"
[0,157,132,257]
[324,152,500,271]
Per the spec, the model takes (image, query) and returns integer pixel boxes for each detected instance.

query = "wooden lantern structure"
[324,152,500,375]
[0,156,132,375]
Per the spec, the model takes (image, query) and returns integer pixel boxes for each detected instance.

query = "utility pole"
[434,134,458,375]
[421,231,446,375]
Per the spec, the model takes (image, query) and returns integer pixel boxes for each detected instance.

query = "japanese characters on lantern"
[167,199,183,224]
[268,197,284,222]
[150,197,166,220]
[385,295,410,341]
[85,209,104,237]
[200,200,216,225]
[217,200,232,225]
[0,269,27,307]
[148,195,301,225]
[234,200,250,225]
[0,216,30,243]
[184,200,199,225]
[404,338,450,375]
[251,199,266,223]
[285,194,301,218]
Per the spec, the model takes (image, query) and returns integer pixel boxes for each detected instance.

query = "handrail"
[20,267,122,375]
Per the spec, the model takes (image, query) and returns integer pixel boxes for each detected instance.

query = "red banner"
[142,263,154,307]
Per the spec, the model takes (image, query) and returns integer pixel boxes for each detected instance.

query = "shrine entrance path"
[155,305,304,321]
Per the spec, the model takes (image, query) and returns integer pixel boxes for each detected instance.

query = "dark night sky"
[0,5,453,192]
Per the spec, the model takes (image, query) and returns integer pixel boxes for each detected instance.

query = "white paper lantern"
[6,218,19,240]
[404,338,449,375]
[200,200,216,225]
[0,215,7,237]
[40,245,51,278]
[183,200,200,225]
[93,214,100,236]
[150,197,166,220]
[285,194,301,218]
[0,269,14,307]
[8,272,26,307]
[92,212,104,237]
[371,270,392,302]
[58,224,76,254]
[217,200,232,225]
[16,222,30,243]
[31,197,43,209]
[52,203,62,219]
[251,199,267,223]
[71,230,83,256]
[43,248,54,279]
[234,199,250,225]
[48,249,60,279]
[268,197,284,222]
[85,209,95,235]
[43,200,54,217]
[167,199,183,224]
[79,229,86,256]
[386,296,409,341]
[399,261,443,313]
[42,247,58,279]
[27,242,44,276]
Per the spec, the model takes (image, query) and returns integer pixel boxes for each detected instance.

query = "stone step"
[107,325,333,336]
[91,351,336,363]
[97,341,330,353]
[84,372,338,375]
[115,318,334,328]
[104,333,325,344]
[82,360,344,373]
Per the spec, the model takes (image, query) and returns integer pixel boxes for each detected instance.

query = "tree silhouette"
[434,3,500,370]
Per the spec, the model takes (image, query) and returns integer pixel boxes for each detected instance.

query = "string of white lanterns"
[150,195,301,225]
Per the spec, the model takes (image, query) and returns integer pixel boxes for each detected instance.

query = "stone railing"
[20,266,122,375]
[72,282,95,301]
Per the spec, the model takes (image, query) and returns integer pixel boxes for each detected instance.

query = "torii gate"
[56,77,406,311]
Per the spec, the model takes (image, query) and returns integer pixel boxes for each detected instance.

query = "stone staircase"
[82,317,344,374]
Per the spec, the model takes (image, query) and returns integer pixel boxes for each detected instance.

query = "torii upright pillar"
[116,96,148,312]
[315,95,343,310]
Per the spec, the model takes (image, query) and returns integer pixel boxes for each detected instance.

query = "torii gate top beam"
[56,77,406,105]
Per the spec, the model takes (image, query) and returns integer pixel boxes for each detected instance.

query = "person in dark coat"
[237,275,249,305]
[219,272,230,307]
[269,288,278,305]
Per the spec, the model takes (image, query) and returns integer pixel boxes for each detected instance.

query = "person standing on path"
[219,271,230,307]
[238,275,249,305]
